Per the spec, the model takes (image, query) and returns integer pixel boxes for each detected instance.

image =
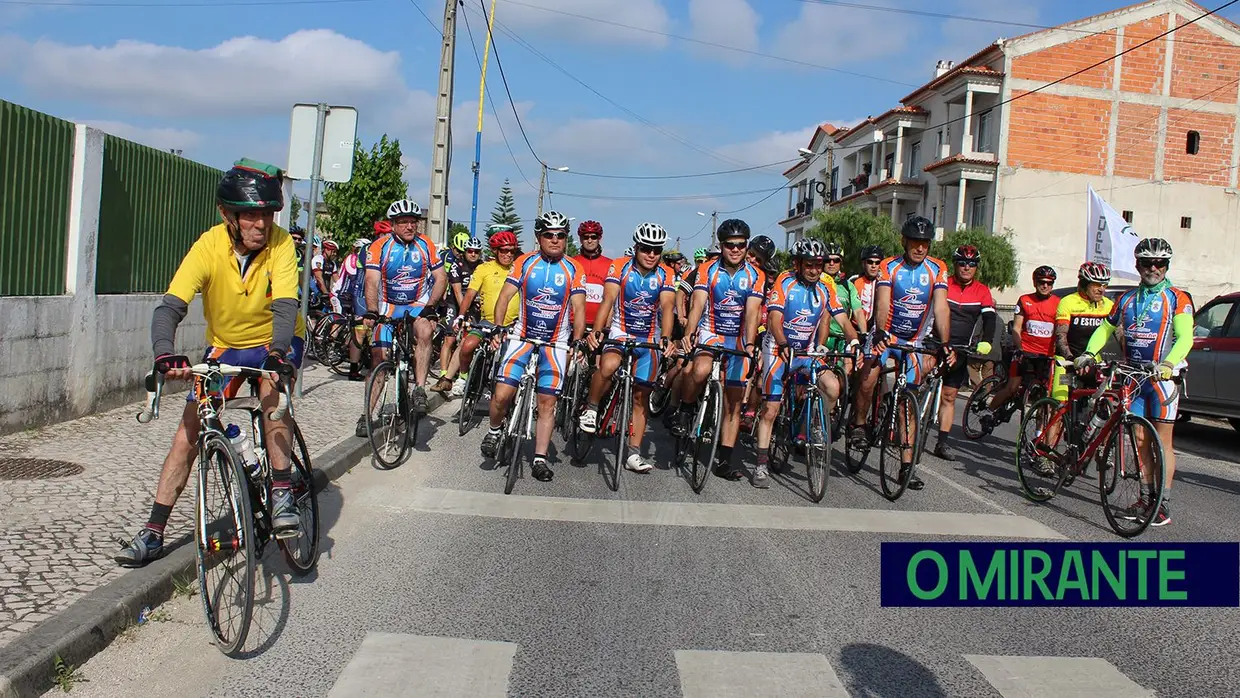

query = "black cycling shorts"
[943,356,972,389]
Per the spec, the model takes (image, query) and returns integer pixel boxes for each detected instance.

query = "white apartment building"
[781,0,1240,301]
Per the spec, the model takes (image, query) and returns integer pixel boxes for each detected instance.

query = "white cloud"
[687,0,760,65]
[492,0,670,48]
[79,120,204,152]
[716,124,821,169]
[0,30,412,116]
[772,1,916,67]
[536,117,665,167]
[937,0,1037,59]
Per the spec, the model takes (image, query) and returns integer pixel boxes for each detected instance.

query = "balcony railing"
[840,184,855,198]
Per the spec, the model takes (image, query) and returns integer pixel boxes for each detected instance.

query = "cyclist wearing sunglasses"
[1077,237,1193,527]
[580,224,679,473]
[483,211,588,482]
[819,241,867,354]
[852,216,951,492]
[984,264,1059,423]
[934,244,996,461]
[440,231,521,398]
[852,244,885,319]
[573,220,612,330]
[676,219,766,481]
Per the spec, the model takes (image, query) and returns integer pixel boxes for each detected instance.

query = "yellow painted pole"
[468,0,499,238]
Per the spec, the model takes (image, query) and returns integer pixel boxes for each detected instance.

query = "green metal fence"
[96,135,222,294]
[0,100,74,296]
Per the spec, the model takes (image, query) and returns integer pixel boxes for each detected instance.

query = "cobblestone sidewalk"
[0,364,365,649]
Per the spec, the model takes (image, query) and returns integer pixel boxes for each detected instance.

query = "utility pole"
[536,162,569,219]
[428,0,458,248]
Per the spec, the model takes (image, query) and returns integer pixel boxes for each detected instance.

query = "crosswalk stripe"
[361,486,1067,539]
[963,655,1157,698]
[326,633,517,698]
[675,650,849,698]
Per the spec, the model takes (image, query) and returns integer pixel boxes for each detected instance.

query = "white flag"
[1086,185,1139,281]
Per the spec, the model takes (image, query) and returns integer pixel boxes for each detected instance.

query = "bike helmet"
[953,244,981,263]
[663,251,684,265]
[716,218,751,241]
[822,241,844,259]
[386,199,421,220]
[322,239,339,252]
[633,222,668,247]
[748,235,776,265]
[694,247,708,263]
[577,220,603,236]
[353,237,371,249]
[707,244,721,258]
[374,220,392,235]
[1032,265,1057,282]
[859,244,885,261]
[534,210,570,234]
[463,236,484,252]
[217,159,284,213]
[451,231,471,252]
[900,215,935,241]
[792,239,826,261]
[1078,261,1111,285]
[289,224,304,237]
[487,223,515,236]
[489,230,518,249]
[1134,237,1173,260]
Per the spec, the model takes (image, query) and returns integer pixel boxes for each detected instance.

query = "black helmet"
[1033,265,1057,282]
[716,218,751,241]
[900,215,934,241]
[859,244,885,261]
[748,235,776,265]
[288,224,304,236]
[217,159,284,213]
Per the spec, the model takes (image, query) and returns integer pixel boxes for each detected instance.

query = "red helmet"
[952,244,980,262]
[489,230,518,249]
[1078,261,1111,285]
[373,220,392,235]
[577,220,603,236]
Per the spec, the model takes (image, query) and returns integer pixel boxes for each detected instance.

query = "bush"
[803,208,902,277]
[931,227,1019,290]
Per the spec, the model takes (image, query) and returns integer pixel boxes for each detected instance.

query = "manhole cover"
[0,457,84,480]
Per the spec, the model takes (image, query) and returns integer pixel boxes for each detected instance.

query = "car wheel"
[1230,418,1240,434]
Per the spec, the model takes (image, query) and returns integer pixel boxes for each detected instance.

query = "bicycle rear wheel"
[879,388,919,501]
[962,375,1002,439]
[365,361,410,469]
[504,386,528,495]
[806,394,831,503]
[829,365,850,442]
[845,381,884,475]
[647,358,674,417]
[195,435,255,657]
[280,421,320,574]
[457,349,488,436]
[690,381,722,494]
[609,375,634,492]
[566,371,597,462]
[1015,397,1064,502]
[1100,414,1164,538]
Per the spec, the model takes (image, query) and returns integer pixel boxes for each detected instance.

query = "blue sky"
[3,0,1238,256]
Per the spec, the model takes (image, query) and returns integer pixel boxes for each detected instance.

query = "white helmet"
[632,222,667,247]
[1134,237,1173,260]
[386,199,421,220]
[623,246,635,257]
[353,237,371,249]
[535,210,570,233]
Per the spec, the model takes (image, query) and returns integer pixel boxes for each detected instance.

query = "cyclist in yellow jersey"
[1052,262,1114,401]
[444,230,521,395]
[116,159,304,567]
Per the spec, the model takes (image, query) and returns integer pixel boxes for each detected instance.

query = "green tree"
[448,221,470,241]
[490,179,523,239]
[804,208,902,278]
[931,227,1019,290]
[289,194,302,229]
[319,134,408,248]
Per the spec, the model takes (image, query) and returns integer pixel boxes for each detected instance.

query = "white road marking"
[675,649,849,698]
[363,487,1068,539]
[964,654,1156,698]
[326,632,517,698]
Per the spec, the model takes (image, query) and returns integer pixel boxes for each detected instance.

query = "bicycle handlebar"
[692,342,752,359]
[137,359,292,424]
[601,338,664,352]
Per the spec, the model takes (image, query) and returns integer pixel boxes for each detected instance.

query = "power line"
[402,0,442,36]
[563,158,802,180]
[550,187,783,202]
[493,0,918,87]
[1,0,372,5]
[475,2,543,165]
[720,185,788,214]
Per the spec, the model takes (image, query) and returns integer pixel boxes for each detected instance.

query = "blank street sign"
[287,103,358,183]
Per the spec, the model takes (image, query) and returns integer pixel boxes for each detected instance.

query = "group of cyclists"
[116,157,1195,566]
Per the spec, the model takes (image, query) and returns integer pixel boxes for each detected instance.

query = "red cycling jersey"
[1014,292,1060,357]
[573,252,613,327]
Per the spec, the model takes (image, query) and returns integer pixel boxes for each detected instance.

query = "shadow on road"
[838,642,949,697]
[1172,420,1240,465]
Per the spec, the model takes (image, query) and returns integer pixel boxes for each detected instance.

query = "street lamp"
[697,210,717,236]
[797,147,814,158]
[537,163,569,217]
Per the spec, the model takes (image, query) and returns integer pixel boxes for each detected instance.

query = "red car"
[1183,290,1240,433]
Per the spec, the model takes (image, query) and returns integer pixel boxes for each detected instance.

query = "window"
[1186,130,1200,155]
[883,152,895,179]
[1181,216,1192,229]
[1194,301,1235,338]
[930,206,938,225]
[976,110,994,153]
[908,142,921,177]
[936,130,944,157]
[1121,210,1134,224]
[830,166,839,202]
[970,196,988,227]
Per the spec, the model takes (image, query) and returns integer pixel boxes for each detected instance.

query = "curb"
[0,392,446,698]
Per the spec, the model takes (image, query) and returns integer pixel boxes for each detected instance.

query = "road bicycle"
[645,351,682,417]
[675,342,752,494]
[456,320,503,436]
[769,346,856,503]
[1016,360,1169,537]
[962,353,1053,440]
[365,315,425,469]
[137,358,319,656]
[908,344,973,465]
[496,336,571,495]
[584,337,665,491]
[844,343,940,501]
[556,351,595,462]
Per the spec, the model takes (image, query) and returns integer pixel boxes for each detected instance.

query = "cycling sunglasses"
[579,234,601,241]
[863,258,882,265]
[956,260,979,268]
[1137,258,1169,270]
[721,241,747,251]
[825,256,843,264]
[635,243,663,255]
[495,246,517,254]
[540,231,569,240]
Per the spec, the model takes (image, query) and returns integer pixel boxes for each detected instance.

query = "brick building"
[781,0,1240,301]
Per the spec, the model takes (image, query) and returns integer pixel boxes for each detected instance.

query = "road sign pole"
[296,102,328,398]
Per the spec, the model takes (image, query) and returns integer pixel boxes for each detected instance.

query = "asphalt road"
[58,400,1240,697]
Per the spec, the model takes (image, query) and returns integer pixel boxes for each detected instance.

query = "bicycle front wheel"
[457,349,488,436]
[1099,414,1164,538]
[690,381,722,494]
[195,435,256,657]
[1015,397,1064,503]
[879,388,920,501]
[280,421,320,575]
[365,361,410,469]
[504,386,529,495]
[608,376,633,492]
[962,375,1003,439]
[806,394,832,503]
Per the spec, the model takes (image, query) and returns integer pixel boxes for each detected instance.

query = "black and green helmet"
[217,158,284,212]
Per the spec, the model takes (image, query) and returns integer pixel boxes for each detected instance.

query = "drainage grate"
[0,457,85,480]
